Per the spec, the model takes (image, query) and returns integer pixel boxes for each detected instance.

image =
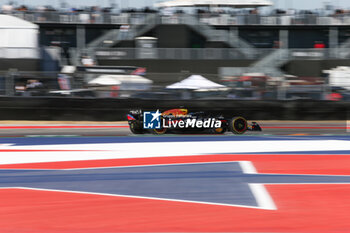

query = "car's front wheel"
[229,117,248,134]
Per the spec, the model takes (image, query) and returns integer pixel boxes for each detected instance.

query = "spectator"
[26,79,43,89]
[102,7,112,13]
[15,82,26,96]
[16,5,28,12]
[275,9,286,15]
[249,9,258,15]
[335,9,345,15]
[26,79,45,96]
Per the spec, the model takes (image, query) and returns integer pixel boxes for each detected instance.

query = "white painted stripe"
[249,184,277,210]
[0,187,271,210]
[65,161,237,171]
[239,161,277,211]
[0,144,14,147]
[239,161,258,174]
[0,140,349,165]
[0,161,236,171]
[0,161,277,210]
[258,183,350,185]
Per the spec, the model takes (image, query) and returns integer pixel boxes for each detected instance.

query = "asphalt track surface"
[0,121,348,137]
[0,121,349,233]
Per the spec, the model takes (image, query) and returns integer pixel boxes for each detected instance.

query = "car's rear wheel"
[229,117,248,134]
[151,128,168,135]
[129,121,143,134]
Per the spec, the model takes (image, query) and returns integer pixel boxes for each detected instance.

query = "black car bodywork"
[127,108,262,135]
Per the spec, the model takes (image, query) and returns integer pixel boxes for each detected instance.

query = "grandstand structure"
[1,0,350,80]
[154,0,273,8]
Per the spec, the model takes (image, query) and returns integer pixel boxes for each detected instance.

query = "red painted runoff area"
[1,154,350,232]
[0,185,349,233]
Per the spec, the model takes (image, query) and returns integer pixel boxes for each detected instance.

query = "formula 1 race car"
[127,108,262,135]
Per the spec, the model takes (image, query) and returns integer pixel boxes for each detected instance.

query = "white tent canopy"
[324,66,350,90]
[155,0,273,8]
[0,15,38,29]
[88,75,153,90]
[166,75,227,90]
[0,15,39,59]
[88,76,122,86]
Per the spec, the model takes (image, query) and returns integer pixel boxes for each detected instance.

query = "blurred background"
[0,0,349,120]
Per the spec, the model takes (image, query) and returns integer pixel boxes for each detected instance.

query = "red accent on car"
[127,114,136,121]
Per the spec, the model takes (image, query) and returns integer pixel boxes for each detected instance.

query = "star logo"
[151,110,162,122]
[143,110,162,129]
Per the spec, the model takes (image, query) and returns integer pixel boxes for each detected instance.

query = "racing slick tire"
[229,117,248,135]
[150,128,168,135]
[129,121,143,134]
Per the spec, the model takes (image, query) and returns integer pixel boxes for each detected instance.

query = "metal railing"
[92,48,349,61]
[6,11,350,25]
[92,48,267,60]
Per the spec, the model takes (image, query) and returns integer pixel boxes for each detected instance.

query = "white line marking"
[239,161,258,174]
[239,161,277,211]
[249,184,277,210]
[1,140,350,165]
[0,187,271,210]
[0,161,277,210]
[2,161,349,210]
[0,144,13,147]
[0,161,240,171]
[260,183,350,185]
[4,164,350,179]
[64,161,240,171]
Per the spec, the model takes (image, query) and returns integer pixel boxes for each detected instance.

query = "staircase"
[87,14,158,49]
[81,14,256,59]
[70,14,257,65]
[220,49,290,77]
[68,14,159,65]
[88,29,121,48]
[182,15,256,58]
[249,49,290,76]
[338,38,350,58]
